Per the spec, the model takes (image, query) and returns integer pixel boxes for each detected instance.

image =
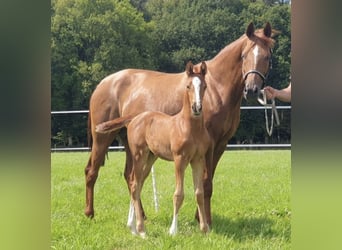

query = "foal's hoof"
[127,224,137,236]
[139,232,147,239]
[201,224,210,235]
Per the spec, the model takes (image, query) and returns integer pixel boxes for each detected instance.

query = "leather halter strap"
[243,69,266,81]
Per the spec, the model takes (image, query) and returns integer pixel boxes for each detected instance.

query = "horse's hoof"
[84,209,94,218]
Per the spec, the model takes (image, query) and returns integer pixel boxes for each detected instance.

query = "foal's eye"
[186,85,190,89]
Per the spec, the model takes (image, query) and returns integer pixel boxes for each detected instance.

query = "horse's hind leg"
[84,132,115,218]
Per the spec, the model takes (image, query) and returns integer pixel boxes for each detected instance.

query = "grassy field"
[51,150,291,249]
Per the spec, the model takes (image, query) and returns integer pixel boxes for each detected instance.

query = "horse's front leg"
[194,141,225,226]
[169,156,187,236]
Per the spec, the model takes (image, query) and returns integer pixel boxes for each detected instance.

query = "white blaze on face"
[192,76,202,107]
[252,45,260,67]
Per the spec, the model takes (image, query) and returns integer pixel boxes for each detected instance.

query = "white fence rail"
[51,106,291,151]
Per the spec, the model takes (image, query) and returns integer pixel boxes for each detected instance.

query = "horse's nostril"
[253,85,258,93]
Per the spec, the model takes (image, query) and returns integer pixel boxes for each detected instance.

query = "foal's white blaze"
[192,76,202,108]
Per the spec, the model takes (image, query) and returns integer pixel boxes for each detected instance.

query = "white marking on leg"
[127,200,137,235]
[169,214,178,236]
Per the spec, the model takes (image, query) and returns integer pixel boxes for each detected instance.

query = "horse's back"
[90,69,185,125]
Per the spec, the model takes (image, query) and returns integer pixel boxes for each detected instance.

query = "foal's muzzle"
[192,103,202,116]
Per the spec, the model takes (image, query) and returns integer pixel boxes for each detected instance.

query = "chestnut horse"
[84,22,275,225]
[96,61,209,237]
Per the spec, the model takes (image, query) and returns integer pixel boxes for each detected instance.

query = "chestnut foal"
[96,61,210,237]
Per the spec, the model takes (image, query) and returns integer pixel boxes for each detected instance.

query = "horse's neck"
[206,37,246,109]
[209,37,245,86]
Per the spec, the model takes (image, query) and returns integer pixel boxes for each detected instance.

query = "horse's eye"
[186,85,190,89]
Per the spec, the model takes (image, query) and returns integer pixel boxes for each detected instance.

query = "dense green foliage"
[51,0,291,147]
[52,151,291,249]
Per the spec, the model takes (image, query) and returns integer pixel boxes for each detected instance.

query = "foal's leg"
[123,139,147,222]
[191,158,209,234]
[169,156,187,235]
[127,153,156,236]
[84,132,115,218]
[130,166,146,238]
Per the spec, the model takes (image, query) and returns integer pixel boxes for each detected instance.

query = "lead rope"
[257,89,280,136]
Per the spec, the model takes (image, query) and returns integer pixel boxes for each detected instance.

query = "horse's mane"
[254,28,278,48]
[209,28,278,67]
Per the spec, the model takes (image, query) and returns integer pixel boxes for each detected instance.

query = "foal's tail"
[95,115,134,134]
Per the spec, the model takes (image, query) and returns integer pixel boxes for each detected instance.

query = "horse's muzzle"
[243,84,261,100]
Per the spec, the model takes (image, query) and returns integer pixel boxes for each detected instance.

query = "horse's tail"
[87,111,93,150]
[95,115,134,134]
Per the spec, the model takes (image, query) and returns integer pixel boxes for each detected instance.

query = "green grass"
[51,150,291,249]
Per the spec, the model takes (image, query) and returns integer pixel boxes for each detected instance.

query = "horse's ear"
[263,22,272,38]
[186,61,194,76]
[200,61,207,76]
[246,22,255,38]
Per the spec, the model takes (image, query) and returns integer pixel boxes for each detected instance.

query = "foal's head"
[185,61,207,116]
[242,22,275,99]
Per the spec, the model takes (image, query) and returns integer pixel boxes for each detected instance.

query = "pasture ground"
[51,150,291,249]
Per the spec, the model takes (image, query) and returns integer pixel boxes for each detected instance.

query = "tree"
[51,0,155,146]
[146,0,245,72]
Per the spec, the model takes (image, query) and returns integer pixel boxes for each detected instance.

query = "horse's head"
[242,22,274,100]
[185,61,207,116]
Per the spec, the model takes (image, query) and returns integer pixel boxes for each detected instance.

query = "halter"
[242,48,273,83]
[243,69,267,82]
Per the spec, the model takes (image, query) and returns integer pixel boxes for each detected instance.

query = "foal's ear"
[200,61,207,76]
[263,22,272,38]
[186,61,194,76]
[246,22,255,38]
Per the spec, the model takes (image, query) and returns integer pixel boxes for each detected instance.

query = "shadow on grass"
[211,213,288,241]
